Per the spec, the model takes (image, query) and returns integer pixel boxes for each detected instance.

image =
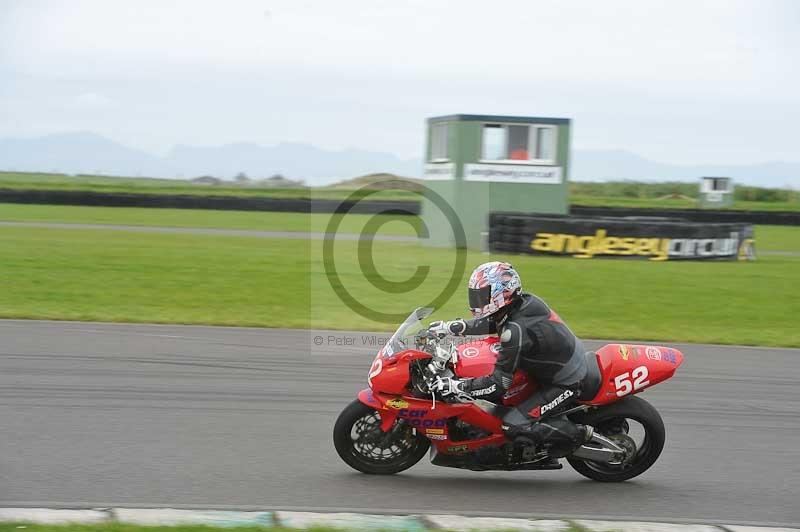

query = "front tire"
[333,399,430,475]
[567,395,665,482]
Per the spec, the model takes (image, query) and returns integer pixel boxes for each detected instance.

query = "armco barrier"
[0,189,420,215]
[489,212,755,261]
[571,205,800,226]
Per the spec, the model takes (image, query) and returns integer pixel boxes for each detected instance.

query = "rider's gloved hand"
[427,319,467,338]
[432,376,473,402]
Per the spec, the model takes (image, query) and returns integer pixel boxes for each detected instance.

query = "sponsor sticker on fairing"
[427,434,447,440]
[619,344,630,360]
[386,398,409,409]
[447,444,469,453]
[461,346,480,359]
[645,347,662,361]
[397,409,447,427]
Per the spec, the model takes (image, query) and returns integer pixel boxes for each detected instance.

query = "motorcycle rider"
[428,261,593,457]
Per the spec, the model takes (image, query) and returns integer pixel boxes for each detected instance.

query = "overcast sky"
[1,0,798,165]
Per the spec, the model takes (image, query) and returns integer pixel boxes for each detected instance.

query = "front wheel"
[567,395,665,482]
[333,399,430,475]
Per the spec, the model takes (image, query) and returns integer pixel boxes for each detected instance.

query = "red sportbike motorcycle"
[334,308,684,482]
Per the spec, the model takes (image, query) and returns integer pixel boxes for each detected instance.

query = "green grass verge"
[754,225,800,252]
[0,526,315,532]
[0,204,421,236]
[1,226,798,346]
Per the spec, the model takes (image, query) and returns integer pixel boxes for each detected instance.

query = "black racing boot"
[541,423,594,458]
[503,420,594,459]
[577,424,594,444]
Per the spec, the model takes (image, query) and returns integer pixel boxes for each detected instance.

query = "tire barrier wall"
[571,205,800,226]
[489,212,756,261]
[1,188,796,224]
[0,189,420,215]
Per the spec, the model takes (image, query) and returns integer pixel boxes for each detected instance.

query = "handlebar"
[412,332,457,392]
[410,331,475,405]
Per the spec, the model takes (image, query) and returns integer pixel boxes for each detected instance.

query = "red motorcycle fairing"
[367,346,430,395]
[584,343,684,405]
[454,337,500,378]
[359,338,533,456]
[358,388,508,454]
[452,337,684,406]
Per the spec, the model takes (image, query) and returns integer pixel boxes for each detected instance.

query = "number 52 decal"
[367,358,382,387]
[614,366,650,397]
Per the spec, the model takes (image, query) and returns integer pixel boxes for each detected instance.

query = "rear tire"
[567,395,665,482]
[333,399,430,475]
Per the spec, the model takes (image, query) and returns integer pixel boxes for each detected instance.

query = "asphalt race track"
[0,320,798,526]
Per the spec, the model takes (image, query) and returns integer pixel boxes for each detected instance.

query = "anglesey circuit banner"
[489,214,756,261]
[463,164,562,184]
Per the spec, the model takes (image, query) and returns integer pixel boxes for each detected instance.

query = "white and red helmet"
[467,261,522,319]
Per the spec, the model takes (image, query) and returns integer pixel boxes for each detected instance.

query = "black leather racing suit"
[449,292,589,453]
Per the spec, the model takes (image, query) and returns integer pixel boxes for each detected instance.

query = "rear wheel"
[567,395,665,482]
[333,399,430,475]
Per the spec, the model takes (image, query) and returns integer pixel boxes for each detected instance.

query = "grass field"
[1,224,798,346]
[0,204,421,236]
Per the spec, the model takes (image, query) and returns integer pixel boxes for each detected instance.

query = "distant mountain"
[0,132,172,177]
[0,132,797,188]
[0,133,419,185]
[573,150,799,188]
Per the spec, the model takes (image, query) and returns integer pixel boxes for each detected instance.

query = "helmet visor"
[468,285,492,311]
